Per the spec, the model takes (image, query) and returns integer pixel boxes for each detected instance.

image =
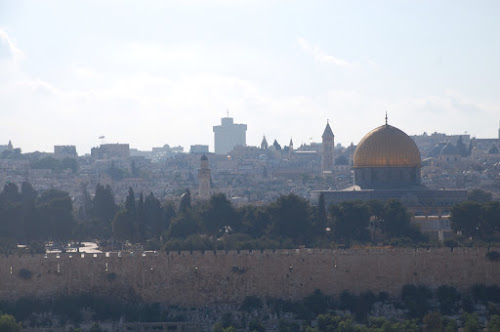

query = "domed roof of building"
[353,123,421,168]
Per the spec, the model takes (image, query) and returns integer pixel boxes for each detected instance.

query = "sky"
[0,0,499,155]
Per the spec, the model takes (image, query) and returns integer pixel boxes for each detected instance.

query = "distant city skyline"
[1,1,499,154]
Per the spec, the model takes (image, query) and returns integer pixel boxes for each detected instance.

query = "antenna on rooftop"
[385,111,388,125]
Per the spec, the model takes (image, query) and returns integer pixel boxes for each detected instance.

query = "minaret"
[198,154,211,200]
[321,121,335,173]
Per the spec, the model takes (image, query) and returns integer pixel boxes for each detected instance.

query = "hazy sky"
[1,1,499,155]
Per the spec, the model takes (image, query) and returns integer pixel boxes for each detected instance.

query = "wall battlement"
[1,248,498,305]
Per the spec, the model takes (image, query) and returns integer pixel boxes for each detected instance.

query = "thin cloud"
[297,37,351,68]
[0,28,24,63]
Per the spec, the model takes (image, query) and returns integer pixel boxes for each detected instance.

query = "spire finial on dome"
[385,111,388,125]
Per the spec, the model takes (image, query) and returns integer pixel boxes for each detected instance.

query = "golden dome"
[353,124,421,168]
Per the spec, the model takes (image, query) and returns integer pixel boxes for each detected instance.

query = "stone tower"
[261,135,268,150]
[198,154,211,200]
[321,121,335,173]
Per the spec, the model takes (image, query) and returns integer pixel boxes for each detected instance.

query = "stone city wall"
[0,248,499,306]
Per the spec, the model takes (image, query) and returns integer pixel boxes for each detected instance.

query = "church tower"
[198,154,211,200]
[261,135,268,150]
[321,121,335,173]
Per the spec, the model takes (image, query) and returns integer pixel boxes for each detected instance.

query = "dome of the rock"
[352,122,422,189]
[353,124,421,168]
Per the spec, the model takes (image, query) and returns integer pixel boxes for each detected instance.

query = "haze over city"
[0,0,499,154]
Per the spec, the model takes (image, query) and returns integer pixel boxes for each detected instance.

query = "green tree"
[113,187,139,242]
[238,205,270,238]
[89,323,104,332]
[488,315,500,332]
[279,320,300,332]
[1,182,20,202]
[92,184,117,237]
[240,296,263,313]
[401,284,432,319]
[135,192,145,242]
[436,285,460,315]
[480,201,500,241]
[202,193,239,237]
[37,189,76,242]
[112,210,134,242]
[162,201,176,233]
[316,314,363,332]
[381,200,412,237]
[268,194,312,243]
[168,210,200,238]
[317,314,343,332]
[21,182,37,205]
[125,187,136,218]
[0,183,22,240]
[423,312,443,332]
[330,201,370,243]
[144,192,164,239]
[450,202,482,238]
[311,193,329,240]
[467,189,492,202]
[248,319,264,332]
[0,314,21,332]
[20,182,38,242]
[462,313,481,332]
[78,184,93,222]
[178,189,191,213]
[392,320,419,332]
[303,289,329,317]
[212,323,235,332]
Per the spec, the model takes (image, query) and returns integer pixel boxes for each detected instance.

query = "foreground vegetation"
[1,284,500,331]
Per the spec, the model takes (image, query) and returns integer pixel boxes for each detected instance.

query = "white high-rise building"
[213,116,247,154]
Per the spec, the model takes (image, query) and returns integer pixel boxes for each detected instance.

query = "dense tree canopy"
[450,200,500,241]
[467,189,493,203]
[329,201,370,243]
[201,193,239,236]
[7,181,496,251]
[268,194,312,243]
[0,183,75,244]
